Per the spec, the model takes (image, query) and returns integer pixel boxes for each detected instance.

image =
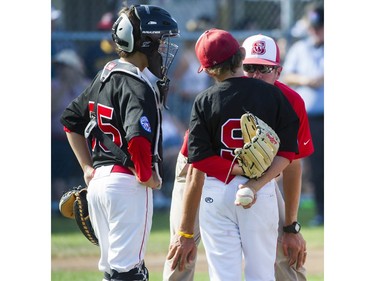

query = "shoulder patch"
[140,116,152,133]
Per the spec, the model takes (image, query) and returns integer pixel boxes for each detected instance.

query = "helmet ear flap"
[111,13,134,52]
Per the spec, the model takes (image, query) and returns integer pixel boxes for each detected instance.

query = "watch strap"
[283,221,301,233]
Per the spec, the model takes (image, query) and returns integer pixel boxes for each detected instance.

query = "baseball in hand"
[235,187,255,206]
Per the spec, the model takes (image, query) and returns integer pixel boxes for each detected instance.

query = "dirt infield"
[52,247,323,276]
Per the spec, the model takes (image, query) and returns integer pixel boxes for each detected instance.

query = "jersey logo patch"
[140,116,152,133]
[105,61,117,70]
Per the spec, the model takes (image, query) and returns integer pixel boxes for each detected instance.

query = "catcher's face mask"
[146,36,178,79]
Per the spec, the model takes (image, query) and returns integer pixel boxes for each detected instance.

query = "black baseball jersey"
[60,60,163,169]
[188,77,299,163]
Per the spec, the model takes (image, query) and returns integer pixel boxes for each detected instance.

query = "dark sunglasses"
[243,64,276,74]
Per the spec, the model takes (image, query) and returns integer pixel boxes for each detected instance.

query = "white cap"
[242,34,280,66]
[52,49,85,74]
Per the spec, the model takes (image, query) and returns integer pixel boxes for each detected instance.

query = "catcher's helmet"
[112,5,179,79]
[136,5,179,45]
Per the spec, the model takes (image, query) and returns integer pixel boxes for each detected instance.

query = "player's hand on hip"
[83,166,95,186]
[282,232,307,269]
[166,233,197,271]
[139,171,161,189]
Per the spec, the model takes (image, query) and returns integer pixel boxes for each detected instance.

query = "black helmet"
[135,5,179,43]
[112,5,179,79]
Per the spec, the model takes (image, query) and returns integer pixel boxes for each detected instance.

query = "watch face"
[295,223,301,232]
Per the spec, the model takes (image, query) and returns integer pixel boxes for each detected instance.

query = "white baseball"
[235,187,255,206]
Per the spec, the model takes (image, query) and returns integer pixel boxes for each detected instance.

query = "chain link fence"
[52,0,323,70]
[52,0,323,50]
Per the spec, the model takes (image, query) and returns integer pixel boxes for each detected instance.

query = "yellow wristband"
[178,231,194,239]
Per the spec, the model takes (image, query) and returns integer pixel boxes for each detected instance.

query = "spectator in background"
[143,67,186,209]
[159,110,186,202]
[51,5,62,59]
[281,3,324,226]
[169,15,214,128]
[51,5,61,30]
[51,5,77,77]
[84,12,118,79]
[51,49,91,212]
[51,6,60,79]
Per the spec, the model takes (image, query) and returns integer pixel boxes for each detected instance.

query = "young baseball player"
[60,5,179,281]
[166,28,301,281]
[242,34,314,280]
[163,34,312,281]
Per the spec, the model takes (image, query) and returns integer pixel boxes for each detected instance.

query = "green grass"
[52,204,323,281]
[51,271,102,281]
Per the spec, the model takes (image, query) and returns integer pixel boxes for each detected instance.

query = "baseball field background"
[51,203,323,281]
[49,1,325,279]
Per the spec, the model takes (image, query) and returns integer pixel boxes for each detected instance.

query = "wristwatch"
[283,221,301,234]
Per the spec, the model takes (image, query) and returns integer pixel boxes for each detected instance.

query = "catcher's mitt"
[59,185,99,246]
[234,113,280,179]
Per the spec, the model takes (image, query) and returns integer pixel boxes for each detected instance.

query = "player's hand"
[281,232,307,270]
[150,171,162,189]
[166,233,197,271]
[138,171,161,189]
[235,183,257,209]
[83,166,95,186]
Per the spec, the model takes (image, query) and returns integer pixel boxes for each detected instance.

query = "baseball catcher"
[235,113,280,179]
[59,185,99,246]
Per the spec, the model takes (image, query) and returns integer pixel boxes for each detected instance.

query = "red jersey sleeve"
[192,155,235,183]
[128,136,152,182]
[275,81,314,159]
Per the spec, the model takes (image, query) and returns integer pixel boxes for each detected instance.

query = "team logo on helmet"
[251,40,266,55]
[140,116,152,133]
